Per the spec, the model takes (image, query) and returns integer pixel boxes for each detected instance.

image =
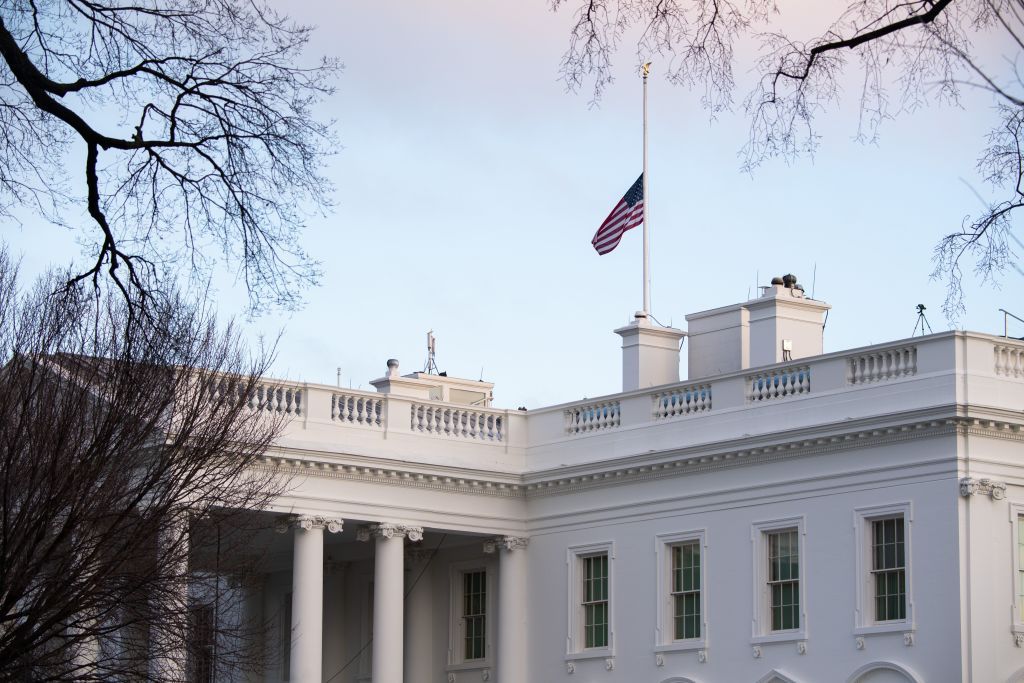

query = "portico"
[264,513,529,683]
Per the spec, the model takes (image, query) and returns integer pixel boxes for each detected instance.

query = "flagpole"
[641,62,651,319]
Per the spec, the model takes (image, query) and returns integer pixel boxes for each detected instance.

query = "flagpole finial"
[642,62,651,78]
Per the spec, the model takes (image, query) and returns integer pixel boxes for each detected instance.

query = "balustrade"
[653,384,712,419]
[747,366,810,402]
[410,403,504,441]
[995,344,1024,378]
[206,378,303,415]
[331,393,384,427]
[251,384,303,415]
[564,401,620,434]
[848,346,917,384]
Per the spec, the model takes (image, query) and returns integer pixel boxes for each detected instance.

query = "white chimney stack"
[685,274,830,379]
[614,316,686,392]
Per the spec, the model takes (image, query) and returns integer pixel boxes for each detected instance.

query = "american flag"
[591,174,644,255]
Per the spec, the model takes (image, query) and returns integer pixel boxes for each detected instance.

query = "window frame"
[853,502,914,635]
[189,601,216,683]
[654,530,707,652]
[566,541,615,660]
[1010,503,1024,635]
[447,560,495,671]
[751,516,807,644]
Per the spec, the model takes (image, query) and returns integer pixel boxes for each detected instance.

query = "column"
[357,523,423,683]
[279,515,343,683]
[485,536,529,683]
[149,514,188,682]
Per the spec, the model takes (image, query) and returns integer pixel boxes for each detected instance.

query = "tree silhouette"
[0,0,338,313]
[554,0,1022,315]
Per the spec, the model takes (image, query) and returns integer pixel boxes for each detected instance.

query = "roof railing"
[999,308,1024,338]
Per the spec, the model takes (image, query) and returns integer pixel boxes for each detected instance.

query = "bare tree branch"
[553,0,1024,315]
[0,247,291,681]
[0,0,339,314]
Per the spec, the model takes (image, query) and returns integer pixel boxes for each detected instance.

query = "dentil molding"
[256,416,1022,500]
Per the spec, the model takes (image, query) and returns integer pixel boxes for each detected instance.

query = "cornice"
[252,414,1022,500]
[524,418,961,497]
[253,456,526,498]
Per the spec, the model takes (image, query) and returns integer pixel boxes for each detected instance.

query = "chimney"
[685,274,830,379]
[614,315,687,392]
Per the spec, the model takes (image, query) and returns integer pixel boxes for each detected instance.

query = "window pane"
[583,554,609,649]
[463,570,486,660]
[670,541,701,640]
[767,529,800,631]
[871,517,907,622]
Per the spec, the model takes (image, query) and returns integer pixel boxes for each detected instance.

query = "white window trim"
[447,560,495,671]
[566,541,614,660]
[751,516,807,644]
[654,530,707,652]
[853,502,914,635]
[1010,503,1024,634]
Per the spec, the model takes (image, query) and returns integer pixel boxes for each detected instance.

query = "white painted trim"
[446,559,495,669]
[565,541,615,658]
[1010,502,1024,633]
[845,660,923,683]
[755,669,800,683]
[653,529,708,650]
[751,516,807,643]
[853,502,914,634]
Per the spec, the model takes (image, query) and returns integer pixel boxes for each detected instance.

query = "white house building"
[236,276,1024,683]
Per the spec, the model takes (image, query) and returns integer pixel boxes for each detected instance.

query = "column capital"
[483,535,529,553]
[274,515,344,534]
[356,523,424,542]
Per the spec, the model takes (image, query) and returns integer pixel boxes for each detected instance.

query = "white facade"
[234,282,1024,683]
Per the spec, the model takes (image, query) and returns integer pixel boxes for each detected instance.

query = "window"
[582,554,609,648]
[566,541,614,657]
[854,503,912,634]
[751,517,806,642]
[1011,504,1024,633]
[1018,516,1024,623]
[871,517,906,621]
[672,542,701,639]
[462,570,487,660]
[189,602,215,683]
[655,530,707,650]
[767,529,800,631]
[448,563,493,669]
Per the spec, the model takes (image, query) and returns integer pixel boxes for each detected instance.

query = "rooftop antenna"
[424,330,439,375]
[811,263,817,299]
[912,304,933,337]
[336,367,341,387]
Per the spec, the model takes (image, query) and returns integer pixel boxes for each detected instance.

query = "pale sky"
[8,0,1023,408]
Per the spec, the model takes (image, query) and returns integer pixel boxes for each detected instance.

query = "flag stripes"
[592,174,644,255]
